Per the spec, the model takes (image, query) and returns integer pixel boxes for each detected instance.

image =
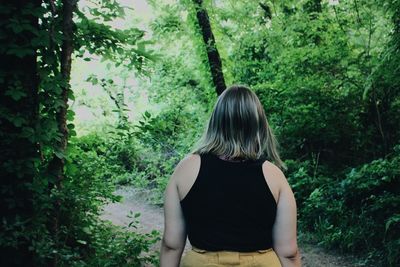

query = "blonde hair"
[191,85,287,170]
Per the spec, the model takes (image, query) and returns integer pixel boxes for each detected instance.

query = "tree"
[192,0,226,96]
[46,1,77,265]
[0,0,152,265]
[0,0,41,265]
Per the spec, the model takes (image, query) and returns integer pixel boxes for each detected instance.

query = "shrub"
[292,145,400,266]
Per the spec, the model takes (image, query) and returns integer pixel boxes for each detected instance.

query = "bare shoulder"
[172,153,201,200]
[262,160,287,183]
[261,160,289,203]
[181,153,201,164]
[174,153,200,174]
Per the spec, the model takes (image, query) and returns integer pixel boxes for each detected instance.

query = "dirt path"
[101,187,357,267]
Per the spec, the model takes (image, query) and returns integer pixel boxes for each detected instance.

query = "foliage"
[86,221,160,267]
[45,137,160,266]
[2,0,400,266]
[0,0,158,265]
[75,13,154,71]
[64,136,160,266]
[291,145,400,266]
[219,0,397,169]
[205,0,400,265]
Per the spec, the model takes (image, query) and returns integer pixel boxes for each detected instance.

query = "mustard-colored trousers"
[180,247,282,267]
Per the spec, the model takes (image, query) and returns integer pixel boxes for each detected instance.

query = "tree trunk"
[46,0,76,266]
[0,0,41,265]
[192,0,226,96]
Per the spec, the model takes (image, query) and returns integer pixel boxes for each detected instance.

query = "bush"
[291,145,400,266]
[43,135,161,266]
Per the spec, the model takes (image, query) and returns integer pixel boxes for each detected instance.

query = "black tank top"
[180,152,277,252]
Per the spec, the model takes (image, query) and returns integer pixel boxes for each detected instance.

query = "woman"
[160,85,301,267]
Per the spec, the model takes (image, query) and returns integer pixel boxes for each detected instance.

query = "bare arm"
[271,167,301,267]
[160,162,187,267]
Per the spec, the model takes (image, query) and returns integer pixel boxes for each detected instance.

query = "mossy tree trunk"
[0,0,41,265]
[192,0,226,96]
[46,0,77,266]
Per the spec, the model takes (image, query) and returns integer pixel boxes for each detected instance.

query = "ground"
[101,187,358,267]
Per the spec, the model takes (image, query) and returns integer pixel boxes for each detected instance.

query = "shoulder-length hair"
[191,85,286,170]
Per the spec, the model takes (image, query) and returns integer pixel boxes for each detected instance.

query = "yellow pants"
[180,246,282,267]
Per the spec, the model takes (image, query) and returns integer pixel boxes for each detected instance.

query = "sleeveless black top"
[180,152,277,252]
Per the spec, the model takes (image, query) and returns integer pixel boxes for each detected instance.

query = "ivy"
[0,0,157,266]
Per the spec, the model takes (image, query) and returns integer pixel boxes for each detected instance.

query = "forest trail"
[102,187,356,267]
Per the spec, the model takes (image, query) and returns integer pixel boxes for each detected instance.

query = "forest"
[1,0,399,266]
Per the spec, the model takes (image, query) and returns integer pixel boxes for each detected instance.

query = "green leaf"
[82,227,92,234]
[67,110,75,121]
[65,162,78,176]
[67,89,75,101]
[144,111,151,118]
[5,89,27,101]
[69,130,77,137]
[11,116,26,127]
[67,123,75,130]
